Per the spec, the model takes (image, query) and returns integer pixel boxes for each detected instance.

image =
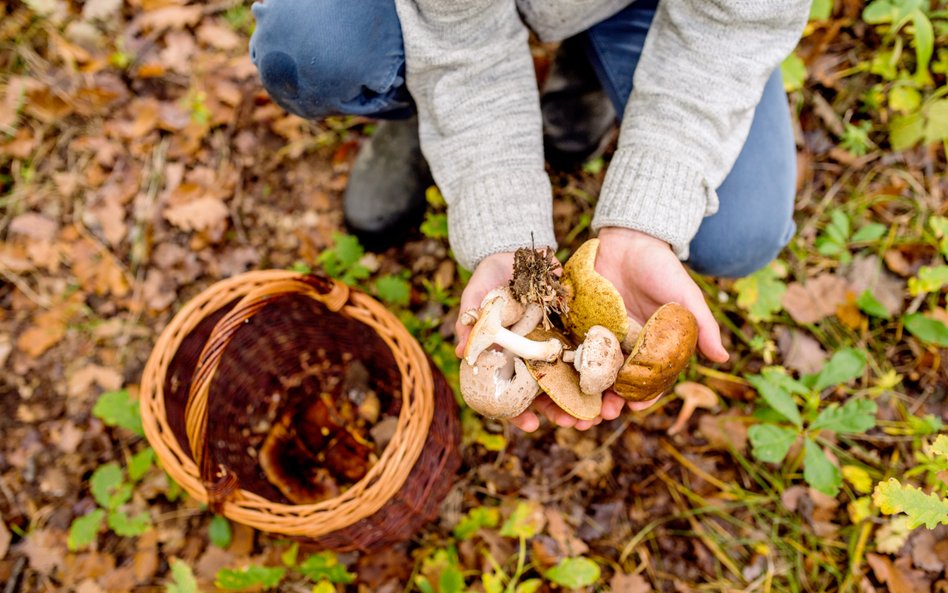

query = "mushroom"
[666,382,718,435]
[563,325,624,396]
[460,349,541,419]
[481,286,525,326]
[613,303,699,402]
[619,316,644,354]
[522,327,603,420]
[561,239,631,342]
[509,302,544,336]
[463,296,563,365]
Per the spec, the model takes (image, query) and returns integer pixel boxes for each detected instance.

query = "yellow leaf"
[842,465,873,494]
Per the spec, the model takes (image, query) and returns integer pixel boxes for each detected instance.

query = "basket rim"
[139,270,435,537]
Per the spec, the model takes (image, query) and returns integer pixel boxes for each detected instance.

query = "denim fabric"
[250,0,796,278]
[249,0,413,119]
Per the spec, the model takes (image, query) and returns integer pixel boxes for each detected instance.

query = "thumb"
[682,291,729,363]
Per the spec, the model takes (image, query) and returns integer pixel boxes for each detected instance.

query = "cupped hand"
[454,231,728,433]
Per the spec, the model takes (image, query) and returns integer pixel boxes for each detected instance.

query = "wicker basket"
[139,270,461,551]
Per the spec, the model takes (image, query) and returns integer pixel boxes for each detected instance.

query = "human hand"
[453,251,598,432]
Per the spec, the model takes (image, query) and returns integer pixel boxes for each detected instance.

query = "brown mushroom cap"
[460,350,540,419]
[523,327,602,420]
[613,303,698,402]
[573,325,624,396]
[561,239,630,342]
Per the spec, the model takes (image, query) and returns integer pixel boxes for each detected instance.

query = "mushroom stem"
[562,350,576,363]
[492,328,562,362]
[510,303,544,336]
[666,401,697,436]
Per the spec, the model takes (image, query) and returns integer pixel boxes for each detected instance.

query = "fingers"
[600,392,625,420]
[626,394,661,411]
[682,290,729,363]
[531,396,577,428]
[510,410,540,432]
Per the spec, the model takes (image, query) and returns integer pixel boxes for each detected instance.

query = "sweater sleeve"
[394,0,556,271]
[592,0,809,259]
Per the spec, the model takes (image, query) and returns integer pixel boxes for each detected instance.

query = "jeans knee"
[250,0,412,119]
[688,215,795,278]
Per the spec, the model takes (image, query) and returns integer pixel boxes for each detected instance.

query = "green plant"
[214,544,355,591]
[745,349,876,496]
[317,232,371,285]
[873,435,948,528]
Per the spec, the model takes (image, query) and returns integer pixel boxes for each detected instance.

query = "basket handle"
[183,273,350,507]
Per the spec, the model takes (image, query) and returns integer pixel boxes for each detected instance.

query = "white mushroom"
[460,350,541,419]
[562,325,624,396]
[666,382,718,436]
[481,286,525,327]
[463,297,563,365]
[509,302,544,336]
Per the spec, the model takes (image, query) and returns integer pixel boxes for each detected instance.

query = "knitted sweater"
[394,0,809,271]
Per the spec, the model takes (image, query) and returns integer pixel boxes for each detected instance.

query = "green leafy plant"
[214,544,355,591]
[69,453,155,549]
[746,349,876,496]
[92,389,144,436]
[873,435,948,528]
[733,264,787,322]
[165,559,199,593]
[317,232,371,285]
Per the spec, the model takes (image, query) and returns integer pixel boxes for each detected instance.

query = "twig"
[3,557,26,593]
[0,266,51,308]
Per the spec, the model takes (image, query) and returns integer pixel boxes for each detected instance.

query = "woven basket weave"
[139,270,461,550]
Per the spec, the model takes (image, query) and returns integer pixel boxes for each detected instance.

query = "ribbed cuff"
[447,170,557,271]
[592,148,719,260]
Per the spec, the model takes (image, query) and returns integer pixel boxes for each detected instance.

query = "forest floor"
[1,1,947,592]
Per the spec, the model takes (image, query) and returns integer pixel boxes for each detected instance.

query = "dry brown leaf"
[911,531,944,573]
[836,294,865,330]
[87,199,127,247]
[71,240,130,297]
[781,485,808,512]
[133,530,159,583]
[0,519,11,560]
[846,255,905,317]
[610,572,652,593]
[866,554,931,593]
[160,30,197,73]
[776,327,828,374]
[164,196,229,232]
[141,268,177,312]
[10,212,58,241]
[82,0,122,21]
[0,127,38,159]
[197,21,241,51]
[137,5,203,31]
[883,249,914,277]
[545,508,589,556]
[20,528,67,575]
[697,410,748,453]
[67,364,123,399]
[16,298,80,358]
[782,274,849,324]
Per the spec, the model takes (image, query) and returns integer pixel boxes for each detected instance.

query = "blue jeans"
[250,0,796,278]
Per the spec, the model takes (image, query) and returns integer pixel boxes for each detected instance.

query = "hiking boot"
[344,116,431,249]
[541,36,616,169]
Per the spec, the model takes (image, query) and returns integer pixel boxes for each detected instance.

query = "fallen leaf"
[0,520,10,559]
[10,212,58,241]
[697,410,748,453]
[884,249,914,277]
[876,516,913,554]
[197,21,241,51]
[16,299,80,357]
[866,553,931,593]
[141,268,177,312]
[164,196,229,232]
[782,274,849,324]
[133,530,159,583]
[67,364,123,399]
[846,255,905,317]
[776,327,828,374]
[911,531,944,573]
[610,572,652,593]
[20,529,67,575]
[81,0,122,21]
[545,508,589,556]
[137,5,203,31]
[87,199,127,247]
